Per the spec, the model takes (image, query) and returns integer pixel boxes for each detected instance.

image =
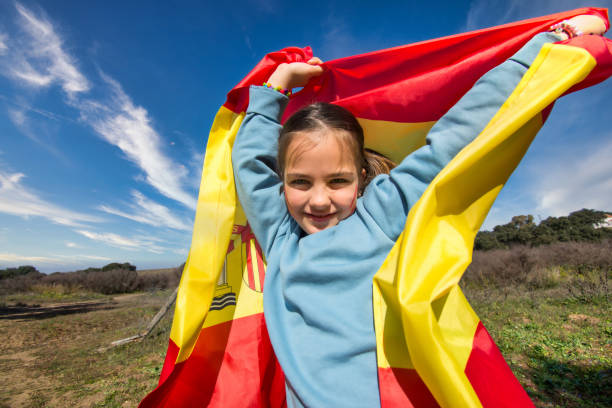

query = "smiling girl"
[231,15,606,407]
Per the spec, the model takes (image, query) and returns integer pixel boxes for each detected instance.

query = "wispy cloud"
[464,0,607,31]
[1,3,196,209]
[75,229,167,254]
[99,190,191,231]
[4,102,69,162]
[0,33,8,55]
[533,138,612,216]
[7,107,26,126]
[77,255,113,261]
[0,169,101,227]
[80,74,196,209]
[319,12,360,61]
[0,252,112,265]
[0,253,57,264]
[76,230,141,249]
[0,94,73,122]
[173,248,188,256]
[464,0,520,31]
[10,3,90,95]
[3,99,73,164]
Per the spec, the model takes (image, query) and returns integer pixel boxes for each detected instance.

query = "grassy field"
[0,269,609,407]
[464,283,610,407]
[0,289,172,407]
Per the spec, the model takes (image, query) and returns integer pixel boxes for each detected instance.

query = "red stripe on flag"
[378,367,439,407]
[254,239,266,291]
[246,242,256,290]
[158,339,179,386]
[465,322,534,407]
[140,313,286,407]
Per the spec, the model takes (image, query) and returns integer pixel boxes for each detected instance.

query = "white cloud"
[173,248,188,256]
[0,253,111,264]
[319,12,359,60]
[0,94,70,122]
[1,4,196,210]
[533,138,612,216]
[80,75,196,209]
[99,190,191,231]
[4,101,69,162]
[0,169,101,227]
[76,230,141,249]
[481,132,612,231]
[12,3,89,94]
[0,33,9,55]
[7,107,26,126]
[0,253,57,264]
[11,59,54,87]
[77,255,112,261]
[66,242,78,248]
[464,0,609,31]
[76,229,167,254]
[464,0,519,31]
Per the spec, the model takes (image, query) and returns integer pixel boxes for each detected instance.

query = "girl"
[232,15,606,407]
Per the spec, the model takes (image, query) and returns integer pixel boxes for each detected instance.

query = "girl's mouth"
[307,213,335,222]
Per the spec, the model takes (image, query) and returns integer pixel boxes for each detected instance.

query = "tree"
[476,209,611,250]
[474,231,504,250]
[101,262,136,272]
[0,265,41,280]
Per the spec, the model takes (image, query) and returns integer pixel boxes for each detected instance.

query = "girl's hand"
[568,15,607,35]
[552,15,607,40]
[267,57,324,91]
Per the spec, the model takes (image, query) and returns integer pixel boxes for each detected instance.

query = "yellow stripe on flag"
[171,107,244,363]
[358,118,435,163]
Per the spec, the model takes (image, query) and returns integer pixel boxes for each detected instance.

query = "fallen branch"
[106,286,178,350]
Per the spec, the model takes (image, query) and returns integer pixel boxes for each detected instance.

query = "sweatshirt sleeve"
[361,32,562,240]
[232,86,291,256]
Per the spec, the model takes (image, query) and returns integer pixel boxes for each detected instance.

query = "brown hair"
[278,103,396,193]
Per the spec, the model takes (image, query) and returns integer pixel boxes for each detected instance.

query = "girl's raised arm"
[361,15,606,240]
[231,59,323,255]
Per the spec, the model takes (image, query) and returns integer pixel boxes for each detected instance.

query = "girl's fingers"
[307,57,324,65]
[566,15,607,36]
[267,57,324,90]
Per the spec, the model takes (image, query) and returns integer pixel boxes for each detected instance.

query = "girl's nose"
[309,186,331,209]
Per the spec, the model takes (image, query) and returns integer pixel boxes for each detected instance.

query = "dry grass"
[0,267,182,297]
[0,290,172,408]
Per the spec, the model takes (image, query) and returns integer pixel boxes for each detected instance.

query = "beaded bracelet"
[550,20,583,39]
[263,82,292,96]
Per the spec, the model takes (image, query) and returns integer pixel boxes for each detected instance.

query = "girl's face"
[283,130,364,235]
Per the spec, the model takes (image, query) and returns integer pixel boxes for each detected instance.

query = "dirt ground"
[0,291,171,408]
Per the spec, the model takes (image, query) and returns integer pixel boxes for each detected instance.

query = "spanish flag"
[140,8,611,407]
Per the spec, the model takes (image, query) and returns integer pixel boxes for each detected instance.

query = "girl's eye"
[330,178,349,184]
[289,179,310,186]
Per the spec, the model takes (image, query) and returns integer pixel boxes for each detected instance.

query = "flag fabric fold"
[140,8,611,407]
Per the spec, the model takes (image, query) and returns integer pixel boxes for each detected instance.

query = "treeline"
[0,262,137,281]
[0,265,43,280]
[0,263,182,295]
[475,209,611,251]
[76,262,137,273]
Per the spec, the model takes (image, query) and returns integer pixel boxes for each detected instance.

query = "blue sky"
[0,0,610,272]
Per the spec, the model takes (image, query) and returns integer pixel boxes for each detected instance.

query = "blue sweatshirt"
[232,33,559,408]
